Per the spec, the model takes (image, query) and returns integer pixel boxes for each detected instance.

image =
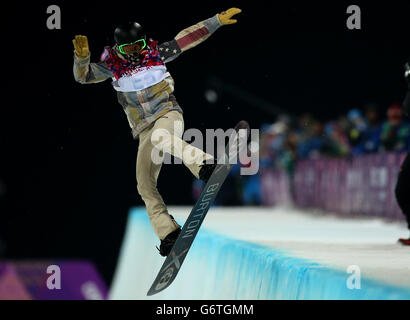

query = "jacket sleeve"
[73,52,113,84]
[158,14,222,63]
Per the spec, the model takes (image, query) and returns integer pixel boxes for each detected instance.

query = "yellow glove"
[72,35,90,58]
[218,7,242,25]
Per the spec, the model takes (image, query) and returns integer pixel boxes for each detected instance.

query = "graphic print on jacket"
[104,39,170,92]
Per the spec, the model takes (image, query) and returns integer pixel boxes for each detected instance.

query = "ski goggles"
[118,39,146,55]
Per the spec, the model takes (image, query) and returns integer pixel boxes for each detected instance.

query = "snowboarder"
[72,8,242,256]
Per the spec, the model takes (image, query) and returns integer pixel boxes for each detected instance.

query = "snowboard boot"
[398,237,410,246]
[198,161,217,183]
[158,216,181,257]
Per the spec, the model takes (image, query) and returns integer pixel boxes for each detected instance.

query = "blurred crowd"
[193,102,410,206]
[260,102,410,173]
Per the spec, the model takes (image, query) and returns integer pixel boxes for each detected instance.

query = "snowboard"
[147,120,250,296]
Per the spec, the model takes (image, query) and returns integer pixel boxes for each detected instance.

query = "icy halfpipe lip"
[110,207,410,300]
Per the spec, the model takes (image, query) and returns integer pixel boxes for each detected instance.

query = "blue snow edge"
[130,207,410,300]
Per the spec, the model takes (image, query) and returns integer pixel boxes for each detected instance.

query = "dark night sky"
[1,1,409,284]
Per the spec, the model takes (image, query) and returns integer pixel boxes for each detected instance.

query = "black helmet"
[114,22,145,45]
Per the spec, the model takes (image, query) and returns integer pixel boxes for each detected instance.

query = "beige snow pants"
[136,110,212,240]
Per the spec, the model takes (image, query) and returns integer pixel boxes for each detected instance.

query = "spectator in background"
[294,113,314,157]
[242,148,263,206]
[269,121,287,155]
[259,123,276,168]
[380,104,410,152]
[359,104,382,154]
[271,118,293,170]
[321,121,350,157]
[346,108,368,155]
[241,124,277,206]
[281,131,298,172]
[297,119,324,159]
[261,119,291,168]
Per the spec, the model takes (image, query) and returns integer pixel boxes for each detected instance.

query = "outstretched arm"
[158,8,242,63]
[73,35,113,84]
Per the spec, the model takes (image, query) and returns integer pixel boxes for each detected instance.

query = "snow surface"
[109,206,410,299]
[169,206,410,288]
